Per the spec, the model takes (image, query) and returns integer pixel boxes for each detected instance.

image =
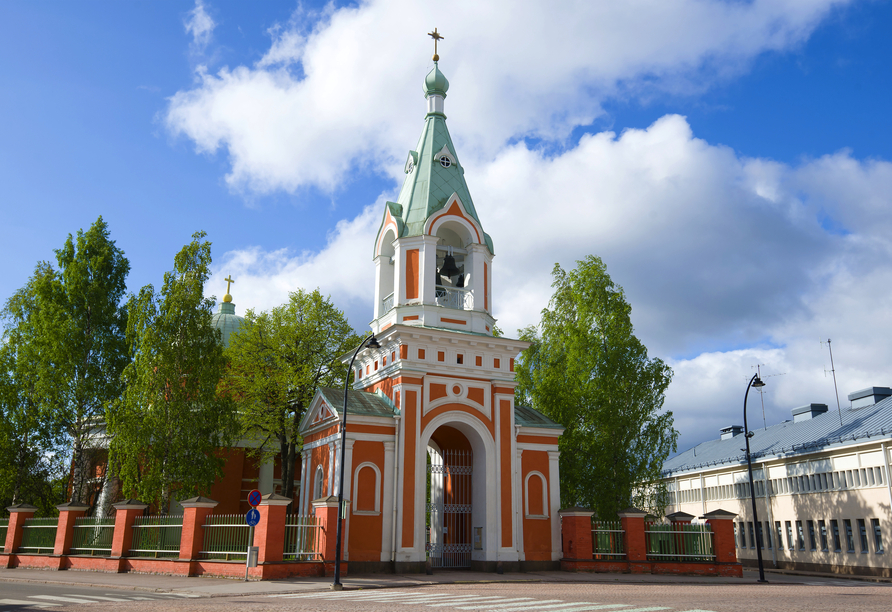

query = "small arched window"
[313,465,325,500]
[524,471,548,518]
[352,462,382,515]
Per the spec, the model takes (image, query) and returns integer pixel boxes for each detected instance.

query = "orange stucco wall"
[348,440,385,561]
[522,450,553,560]
[406,249,419,299]
[401,390,417,548]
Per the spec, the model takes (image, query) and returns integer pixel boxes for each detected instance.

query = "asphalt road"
[3,578,891,612]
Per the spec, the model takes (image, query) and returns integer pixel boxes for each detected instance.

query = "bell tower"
[372,46,495,336]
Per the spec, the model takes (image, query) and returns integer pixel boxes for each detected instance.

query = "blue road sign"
[247,489,262,507]
[246,508,260,527]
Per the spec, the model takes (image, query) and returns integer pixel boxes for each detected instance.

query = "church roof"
[514,404,564,429]
[380,62,493,254]
[316,387,398,418]
[211,301,244,349]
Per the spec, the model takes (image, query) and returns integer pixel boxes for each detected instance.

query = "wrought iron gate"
[426,448,473,568]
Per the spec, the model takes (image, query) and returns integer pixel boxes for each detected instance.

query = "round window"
[439,155,452,168]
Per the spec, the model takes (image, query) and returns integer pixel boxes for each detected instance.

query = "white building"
[661,386,892,577]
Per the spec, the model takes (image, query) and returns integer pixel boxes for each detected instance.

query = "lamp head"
[751,376,765,389]
[366,336,381,350]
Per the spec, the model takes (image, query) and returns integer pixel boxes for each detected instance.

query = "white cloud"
[184,0,215,53]
[166,0,853,194]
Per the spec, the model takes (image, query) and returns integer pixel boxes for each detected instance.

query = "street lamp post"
[743,372,768,583]
[332,333,380,590]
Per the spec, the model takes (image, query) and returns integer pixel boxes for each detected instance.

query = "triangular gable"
[373,202,404,258]
[423,193,487,251]
[299,390,340,434]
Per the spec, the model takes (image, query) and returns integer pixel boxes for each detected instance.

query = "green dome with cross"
[211,275,244,348]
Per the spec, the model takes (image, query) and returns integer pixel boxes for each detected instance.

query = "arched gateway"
[297,43,564,573]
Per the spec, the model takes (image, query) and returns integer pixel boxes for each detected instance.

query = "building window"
[786,521,794,551]
[775,522,783,553]
[755,522,764,549]
[739,522,747,548]
[748,522,756,549]
[796,520,805,551]
[733,523,739,548]
[831,520,841,552]
[819,520,828,551]
[313,465,325,500]
[765,521,773,549]
[807,521,817,551]
[844,519,856,552]
[858,519,869,553]
[872,519,884,553]
[456,353,463,365]
[877,467,884,485]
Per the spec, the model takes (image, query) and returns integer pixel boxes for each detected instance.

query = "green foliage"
[0,217,130,508]
[515,255,677,518]
[223,289,359,503]
[107,232,237,512]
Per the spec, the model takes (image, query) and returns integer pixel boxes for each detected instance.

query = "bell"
[438,254,461,278]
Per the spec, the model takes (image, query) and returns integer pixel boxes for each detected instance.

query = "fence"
[129,515,183,558]
[591,520,625,559]
[645,521,715,562]
[283,514,321,561]
[70,516,115,555]
[199,514,249,561]
[18,517,58,554]
[0,518,7,552]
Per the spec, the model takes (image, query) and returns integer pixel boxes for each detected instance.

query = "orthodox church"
[296,39,564,572]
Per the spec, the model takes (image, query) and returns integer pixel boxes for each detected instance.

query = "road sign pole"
[244,524,255,582]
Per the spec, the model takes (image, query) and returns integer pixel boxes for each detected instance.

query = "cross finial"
[223,275,234,303]
[428,27,444,62]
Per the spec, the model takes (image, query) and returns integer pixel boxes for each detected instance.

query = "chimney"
[847,387,892,409]
[720,425,743,440]
[792,403,829,422]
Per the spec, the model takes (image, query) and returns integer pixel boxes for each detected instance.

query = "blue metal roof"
[662,396,892,476]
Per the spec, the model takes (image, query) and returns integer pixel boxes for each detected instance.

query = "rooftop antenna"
[821,338,844,426]
[751,364,787,430]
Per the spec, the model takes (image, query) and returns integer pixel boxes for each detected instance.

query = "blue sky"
[2,0,892,451]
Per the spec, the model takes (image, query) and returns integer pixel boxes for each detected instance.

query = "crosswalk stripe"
[605,608,670,612]
[30,595,100,604]
[163,593,202,597]
[485,605,629,612]
[455,598,557,609]
[428,595,533,609]
[272,590,428,599]
[63,595,133,602]
[0,599,60,608]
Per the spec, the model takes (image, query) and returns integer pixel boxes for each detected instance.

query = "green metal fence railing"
[129,515,183,558]
[283,514,321,561]
[591,520,626,559]
[18,517,58,554]
[70,516,115,555]
[199,514,249,561]
[0,518,8,552]
[645,521,715,562]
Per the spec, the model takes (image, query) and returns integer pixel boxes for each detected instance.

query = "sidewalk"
[0,567,840,598]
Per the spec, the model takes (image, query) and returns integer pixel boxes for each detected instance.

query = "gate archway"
[426,445,473,568]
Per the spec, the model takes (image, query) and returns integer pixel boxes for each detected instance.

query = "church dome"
[423,63,449,98]
[211,299,244,349]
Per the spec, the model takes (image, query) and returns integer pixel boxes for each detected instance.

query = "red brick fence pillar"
[559,507,594,564]
[704,508,742,577]
[178,496,218,576]
[53,502,90,557]
[108,499,148,571]
[314,495,347,577]
[3,503,37,567]
[618,507,649,573]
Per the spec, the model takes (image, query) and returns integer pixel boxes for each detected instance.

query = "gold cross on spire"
[428,27,444,62]
[223,275,234,303]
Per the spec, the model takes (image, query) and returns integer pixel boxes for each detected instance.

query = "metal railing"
[0,518,8,552]
[382,293,394,314]
[129,515,183,558]
[70,516,115,555]
[435,287,473,310]
[592,520,626,559]
[200,514,249,561]
[645,522,715,562]
[18,517,58,554]
[283,514,321,560]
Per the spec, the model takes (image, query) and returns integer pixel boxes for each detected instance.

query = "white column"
[514,447,525,560]
[297,450,309,515]
[259,459,274,495]
[327,442,336,496]
[547,450,562,561]
[394,240,406,306]
[373,255,385,320]
[381,440,396,562]
[420,235,439,307]
[342,438,355,559]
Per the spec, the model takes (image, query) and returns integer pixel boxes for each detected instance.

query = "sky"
[2,0,892,453]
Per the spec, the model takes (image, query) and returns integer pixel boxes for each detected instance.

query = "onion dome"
[211,276,244,348]
[423,63,449,98]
